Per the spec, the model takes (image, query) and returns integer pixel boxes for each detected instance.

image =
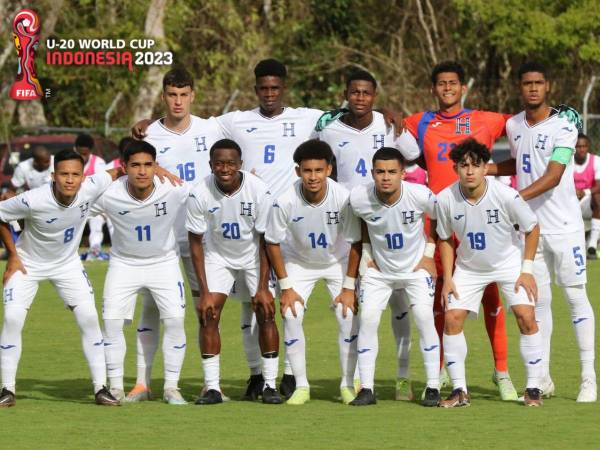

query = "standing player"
[265,139,360,405]
[404,161,428,186]
[573,133,600,259]
[92,141,189,405]
[315,69,421,401]
[403,61,517,399]
[345,147,440,407]
[6,145,52,194]
[489,62,597,402]
[0,149,120,407]
[436,139,543,407]
[186,139,283,405]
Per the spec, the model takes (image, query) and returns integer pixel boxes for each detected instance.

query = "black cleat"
[95,386,121,406]
[421,387,441,407]
[349,388,376,406]
[587,247,598,260]
[0,388,16,408]
[262,386,283,404]
[524,388,543,407]
[242,374,264,401]
[279,374,296,400]
[195,389,223,405]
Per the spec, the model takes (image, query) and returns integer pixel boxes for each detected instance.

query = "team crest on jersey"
[194,136,207,152]
[282,122,295,137]
[79,202,89,217]
[372,134,385,149]
[486,209,500,224]
[240,202,253,216]
[402,210,415,224]
[154,202,167,217]
[455,116,471,135]
[535,134,549,151]
[326,211,339,225]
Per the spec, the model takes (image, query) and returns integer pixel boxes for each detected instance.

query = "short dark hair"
[517,61,547,80]
[346,69,377,89]
[372,147,405,167]
[293,139,334,165]
[74,133,94,149]
[449,138,491,164]
[54,149,84,170]
[123,140,156,163]
[431,61,465,85]
[577,133,590,143]
[118,137,136,157]
[254,59,287,79]
[209,139,242,159]
[32,145,50,159]
[163,67,194,90]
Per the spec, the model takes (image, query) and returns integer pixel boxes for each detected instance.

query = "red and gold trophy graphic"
[9,9,43,100]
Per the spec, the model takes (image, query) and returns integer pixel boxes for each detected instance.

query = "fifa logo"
[9,9,43,100]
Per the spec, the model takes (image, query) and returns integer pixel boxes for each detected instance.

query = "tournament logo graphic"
[9,9,43,100]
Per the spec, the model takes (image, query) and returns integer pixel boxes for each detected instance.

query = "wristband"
[278,277,293,290]
[342,276,356,290]
[521,259,534,274]
[424,242,436,258]
[584,188,591,197]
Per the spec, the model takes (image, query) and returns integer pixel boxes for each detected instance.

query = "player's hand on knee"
[515,273,537,303]
[280,288,304,318]
[3,255,27,284]
[333,288,357,318]
[253,288,275,321]
[412,255,437,280]
[441,280,458,311]
[197,293,219,326]
[131,118,152,139]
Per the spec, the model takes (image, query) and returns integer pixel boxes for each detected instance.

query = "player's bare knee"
[444,310,465,334]
[513,306,537,334]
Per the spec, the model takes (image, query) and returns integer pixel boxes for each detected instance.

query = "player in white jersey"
[0,149,120,407]
[186,139,283,405]
[344,147,440,407]
[489,62,597,402]
[436,139,543,407]
[91,141,189,405]
[315,70,421,401]
[8,146,53,193]
[265,140,360,405]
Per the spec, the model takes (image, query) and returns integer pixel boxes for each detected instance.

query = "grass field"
[1,259,598,450]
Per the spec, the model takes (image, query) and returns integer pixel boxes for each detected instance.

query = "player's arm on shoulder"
[487,157,516,176]
[394,128,421,162]
[131,118,157,140]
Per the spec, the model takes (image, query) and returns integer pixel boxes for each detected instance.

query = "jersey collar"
[256,107,287,121]
[214,172,245,197]
[50,183,78,208]
[158,116,193,135]
[374,181,403,208]
[436,108,472,120]
[458,178,488,206]
[125,179,157,203]
[299,179,329,208]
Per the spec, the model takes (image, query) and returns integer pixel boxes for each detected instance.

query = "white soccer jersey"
[104,158,122,170]
[436,178,538,272]
[186,171,270,270]
[315,111,420,189]
[11,157,53,189]
[349,181,436,277]
[216,107,323,199]
[265,178,359,265]
[145,115,225,244]
[508,109,581,234]
[0,172,112,272]
[91,176,190,266]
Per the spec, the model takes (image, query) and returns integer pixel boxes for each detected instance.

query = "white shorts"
[534,231,587,287]
[359,268,435,312]
[580,194,592,220]
[103,261,186,321]
[205,261,258,301]
[285,260,345,307]
[447,266,534,317]
[3,259,95,310]
[181,253,251,300]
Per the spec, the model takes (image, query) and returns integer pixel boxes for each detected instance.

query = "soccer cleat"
[587,247,598,260]
[195,389,223,405]
[523,388,543,407]
[349,388,376,406]
[439,388,470,408]
[539,377,555,398]
[262,386,284,404]
[125,384,153,402]
[95,386,121,406]
[242,374,264,401]
[576,377,597,403]
[0,388,16,408]
[421,387,441,407]
[286,387,310,405]
[109,388,125,402]
[492,370,518,401]
[353,378,361,395]
[395,378,414,401]
[163,388,187,405]
[201,385,230,402]
[340,386,356,405]
[439,367,450,389]
[279,374,296,400]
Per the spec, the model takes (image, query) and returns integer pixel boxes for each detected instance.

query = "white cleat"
[109,388,125,402]
[539,377,555,398]
[576,377,597,403]
[163,388,188,405]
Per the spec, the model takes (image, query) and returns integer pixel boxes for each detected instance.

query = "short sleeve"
[11,164,26,188]
[185,189,207,235]
[554,121,578,150]
[505,190,538,233]
[435,195,452,240]
[253,182,271,235]
[0,192,32,222]
[89,196,105,217]
[265,197,289,244]
[483,111,510,141]
[215,112,236,139]
[87,171,113,199]
[425,189,437,220]
[394,129,421,161]
[403,113,420,139]
[342,200,361,243]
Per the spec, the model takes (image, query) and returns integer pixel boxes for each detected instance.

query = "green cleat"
[286,387,310,405]
[492,370,519,401]
[353,378,361,395]
[395,378,414,401]
[163,388,188,405]
[439,367,450,389]
[340,386,356,405]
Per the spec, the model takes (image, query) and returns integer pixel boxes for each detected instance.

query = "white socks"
[283,302,308,388]
[412,304,440,389]
[443,332,468,392]
[240,302,261,376]
[588,218,600,250]
[389,291,411,379]
[519,331,544,389]
[262,354,279,390]
[73,301,107,393]
[0,306,28,393]
[334,303,359,388]
[563,285,596,379]
[162,317,186,390]
[534,283,553,378]
[202,354,220,391]
[356,308,382,390]
[135,292,160,387]
[103,318,126,391]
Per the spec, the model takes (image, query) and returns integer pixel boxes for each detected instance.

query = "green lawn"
[1,260,598,449]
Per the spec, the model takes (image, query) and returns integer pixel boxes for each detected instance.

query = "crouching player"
[346,147,441,407]
[92,141,189,405]
[437,139,543,407]
[186,139,283,405]
[265,140,360,405]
